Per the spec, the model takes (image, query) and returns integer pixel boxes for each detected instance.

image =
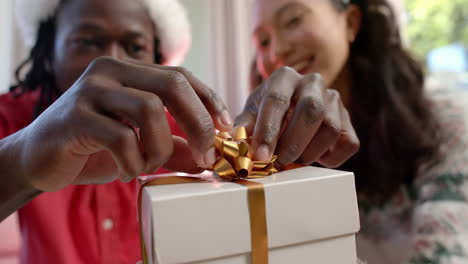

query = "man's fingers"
[121,58,233,132]
[84,57,217,167]
[163,136,204,174]
[91,86,174,174]
[80,110,146,182]
[170,66,232,132]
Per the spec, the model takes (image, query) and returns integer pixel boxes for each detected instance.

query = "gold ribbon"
[138,176,269,264]
[212,127,278,180]
[138,127,286,264]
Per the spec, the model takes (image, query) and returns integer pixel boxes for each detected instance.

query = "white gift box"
[141,166,360,264]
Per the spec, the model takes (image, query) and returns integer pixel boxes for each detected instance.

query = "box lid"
[142,166,360,263]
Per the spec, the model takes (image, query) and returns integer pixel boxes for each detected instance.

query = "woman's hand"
[235,67,359,168]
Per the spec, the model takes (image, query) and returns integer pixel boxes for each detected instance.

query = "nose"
[105,43,127,60]
[269,34,293,66]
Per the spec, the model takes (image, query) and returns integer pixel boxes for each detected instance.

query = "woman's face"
[252,0,360,88]
[53,0,156,93]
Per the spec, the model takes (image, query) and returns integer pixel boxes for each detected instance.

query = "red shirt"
[0,90,185,264]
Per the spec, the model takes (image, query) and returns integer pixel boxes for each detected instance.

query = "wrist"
[0,130,43,220]
[0,130,33,187]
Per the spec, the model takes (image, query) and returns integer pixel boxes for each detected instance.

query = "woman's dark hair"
[10,2,163,118]
[330,0,441,203]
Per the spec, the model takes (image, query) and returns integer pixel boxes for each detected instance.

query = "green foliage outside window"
[405,0,468,63]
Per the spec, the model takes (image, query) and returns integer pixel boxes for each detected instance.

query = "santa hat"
[14,0,191,66]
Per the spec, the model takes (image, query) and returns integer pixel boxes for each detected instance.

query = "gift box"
[140,166,360,264]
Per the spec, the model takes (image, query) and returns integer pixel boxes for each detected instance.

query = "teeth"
[291,61,309,72]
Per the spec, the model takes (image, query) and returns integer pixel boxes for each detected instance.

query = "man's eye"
[73,38,101,48]
[128,44,145,54]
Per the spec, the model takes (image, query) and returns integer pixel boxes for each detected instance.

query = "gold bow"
[139,127,285,264]
[212,127,278,180]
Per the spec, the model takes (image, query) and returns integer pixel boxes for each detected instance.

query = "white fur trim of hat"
[14,0,191,66]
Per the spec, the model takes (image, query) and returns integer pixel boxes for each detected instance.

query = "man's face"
[52,0,156,93]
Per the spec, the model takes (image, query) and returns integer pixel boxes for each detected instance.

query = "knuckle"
[304,72,323,82]
[327,89,340,101]
[173,66,191,76]
[272,66,297,78]
[299,96,325,125]
[77,76,102,93]
[137,94,163,119]
[89,56,117,69]
[166,71,188,88]
[73,76,108,105]
[302,73,325,91]
[322,118,341,139]
[163,71,192,98]
[269,67,301,84]
[303,72,324,85]
[264,91,290,110]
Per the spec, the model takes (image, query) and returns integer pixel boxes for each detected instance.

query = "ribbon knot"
[212,127,278,180]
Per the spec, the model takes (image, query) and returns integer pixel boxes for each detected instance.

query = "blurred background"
[0,0,467,263]
[405,0,468,90]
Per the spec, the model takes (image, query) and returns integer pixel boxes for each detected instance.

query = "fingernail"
[219,110,233,128]
[254,145,271,161]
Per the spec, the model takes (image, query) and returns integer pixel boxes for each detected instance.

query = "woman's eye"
[285,15,302,28]
[260,38,270,48]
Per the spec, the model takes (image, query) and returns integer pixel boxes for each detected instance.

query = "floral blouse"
[356,89,468,264]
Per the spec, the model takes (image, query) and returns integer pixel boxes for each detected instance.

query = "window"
[405,0,468,90]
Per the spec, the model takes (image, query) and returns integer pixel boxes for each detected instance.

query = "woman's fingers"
[235,67,359,168]
[249,67,302,160]
[275,74,328,165]
[318,97,360,168]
